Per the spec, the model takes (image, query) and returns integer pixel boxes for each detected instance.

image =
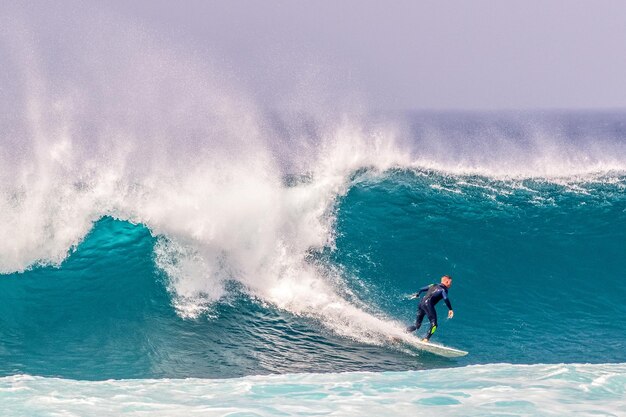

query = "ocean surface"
[2,93,626,415]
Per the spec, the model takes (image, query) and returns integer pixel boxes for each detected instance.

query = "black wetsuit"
[407,283,452,340]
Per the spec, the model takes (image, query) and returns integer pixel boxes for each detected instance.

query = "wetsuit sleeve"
[442,290,452,310]
[416,285,430,297]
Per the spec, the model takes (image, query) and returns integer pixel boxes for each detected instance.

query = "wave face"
[3,364,626,417]
[333,169,626,361]
[1,164,625,379]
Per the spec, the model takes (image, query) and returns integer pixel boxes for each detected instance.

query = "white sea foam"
[0,10,415,348]
[2,363,625,417]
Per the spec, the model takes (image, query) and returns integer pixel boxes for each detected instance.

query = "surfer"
[406,275,454,342]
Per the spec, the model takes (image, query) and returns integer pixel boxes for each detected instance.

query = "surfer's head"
[441,275,452,288]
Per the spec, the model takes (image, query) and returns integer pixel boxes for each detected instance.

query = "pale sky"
[6,0,626,111]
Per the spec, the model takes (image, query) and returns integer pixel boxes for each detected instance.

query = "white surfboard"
[391,336,468,358]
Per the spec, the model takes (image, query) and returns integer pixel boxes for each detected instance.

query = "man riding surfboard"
[406,275,454,342]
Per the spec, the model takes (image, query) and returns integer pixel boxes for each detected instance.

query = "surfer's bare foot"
[422,338,429,343]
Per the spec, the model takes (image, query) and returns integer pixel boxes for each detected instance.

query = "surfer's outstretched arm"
[410,285,431,299]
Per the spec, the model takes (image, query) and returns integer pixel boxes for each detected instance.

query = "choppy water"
[3,364,625,417]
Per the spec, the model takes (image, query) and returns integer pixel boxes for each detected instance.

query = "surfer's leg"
[407,306,426,332]
[424,305,438,341]
[415,306,426,329]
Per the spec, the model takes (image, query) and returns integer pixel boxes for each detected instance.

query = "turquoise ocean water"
[1,113,626,415]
